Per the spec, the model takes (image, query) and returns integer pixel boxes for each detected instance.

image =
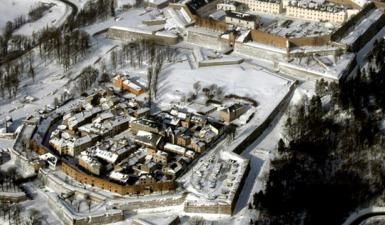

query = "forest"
[253,39,385,225]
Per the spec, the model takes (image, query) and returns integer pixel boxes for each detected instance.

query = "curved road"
[0,0,78,65]
[344,211,385,225]
[58,0,78,21]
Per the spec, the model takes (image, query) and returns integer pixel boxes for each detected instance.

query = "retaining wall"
[107,27,179,45]
[61,161,177,196]
[331,3,376,41]
[232,81,297,154]
[0,191,27,203]
[250,30,288,49]
[112,192,187,210]
[47,193,124,225]
[349,13,385,52]
[184,202,232,214]
[234,42,288,61]
[186,29,231,52]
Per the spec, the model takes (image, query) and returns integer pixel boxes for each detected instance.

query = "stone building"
[113,75,145,96]
[219,103,248,122]
[78,153,102,175]
[217,1,247,11]
[235,0,283,14]
[286,1,348,23]
[225,11,259,29]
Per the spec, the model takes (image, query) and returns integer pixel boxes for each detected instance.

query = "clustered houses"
[43,79,229,194]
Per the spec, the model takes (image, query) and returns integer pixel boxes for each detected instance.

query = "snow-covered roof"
[135,130,162,148]
[164,143,186,155]
[109,171,129,183]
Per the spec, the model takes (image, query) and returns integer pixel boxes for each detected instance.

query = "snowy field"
[0,0,71,35]
[15,0,71,36]
[155,61,291,113]
[0,0,38,31]
[0,37,118,129]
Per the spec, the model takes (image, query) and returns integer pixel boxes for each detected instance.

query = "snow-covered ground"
[0,0,38,31]
[84,8,153,35]
[228,82,312,224]
[341,9,383,46]
[155,61,290,112]
[0,0,71,35]
[15,0,72,36]
[0,182,63,225]
[0,4,331,225]
[0,138,14,149]
[0,37,118,128]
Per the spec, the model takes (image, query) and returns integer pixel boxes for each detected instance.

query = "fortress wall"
[184,202,232,215]
[186,30,231,51]
[289,35,331,47]
[250,30,288,49]
[107,27,179,45]
[234,42,288,61]
[114,192,187,210]
[349,13,385,52]
[331,3,375,41]
[193,16,229,32]
[47,193,124,225]
[61,162,177,196]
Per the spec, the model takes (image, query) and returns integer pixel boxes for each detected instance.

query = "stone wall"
[184,202,232,215]
[47,193,124,225]
[198,58,244,67]
[234,42,288,61]
[61,161,177,196]
[9,148,39,176]
[186,29,231,52]
[250,30,288,49]
[331,3,375,41]
[0,191,27,203]
[349,13,385,52]
[113,192,187,210]
[107,27,179,45]
[195,0,220,17]
[29,139,49,155]
[289,35,331,47]
[193,16,228,32]
[233,81,297,154]
[183,159,250,215]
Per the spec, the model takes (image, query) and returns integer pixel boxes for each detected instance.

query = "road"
[58,0,78,20]
[0,0,77,65]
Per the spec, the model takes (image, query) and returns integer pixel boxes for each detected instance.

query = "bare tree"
[29,208,42,225]
[193,81,201,96]
[28,51,35,82]
[84,193,92,212]
[188,217,205,225]
[111,50,118,71]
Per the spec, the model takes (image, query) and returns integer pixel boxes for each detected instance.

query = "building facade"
[286,5,347,23]
[225,11,259,29]
[235,0,283,14]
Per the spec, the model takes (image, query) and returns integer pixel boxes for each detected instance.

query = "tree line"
[65,0,116,30]
[106,40,177,106]
[252,39,385,225]
[36,27,90,70]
